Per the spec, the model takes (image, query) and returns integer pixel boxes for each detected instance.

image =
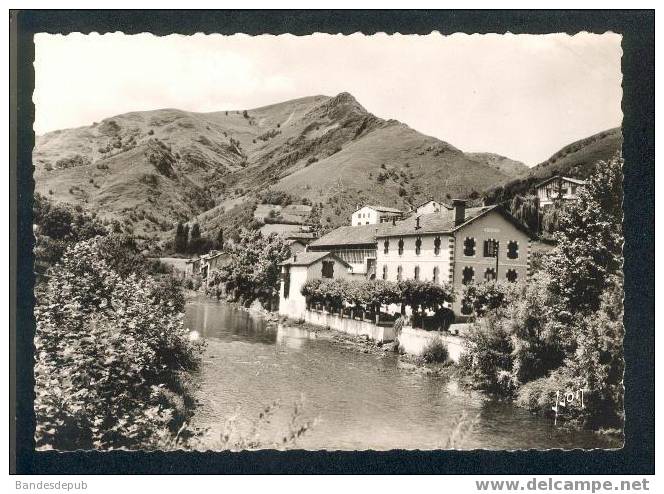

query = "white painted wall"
[351,206,379,226]
[415,201,444,215]
[278,257,353,320]
[278,265,310,320]
[397,326,464,362]
[302,309,397,342]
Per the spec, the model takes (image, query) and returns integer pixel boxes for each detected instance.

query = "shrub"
[421,337,449,364]
[461,281,514,317]
[458,316,517,395]
[34,238,203,450]
[56,154,91,170]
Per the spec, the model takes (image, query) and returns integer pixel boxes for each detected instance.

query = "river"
[185,296,620,451]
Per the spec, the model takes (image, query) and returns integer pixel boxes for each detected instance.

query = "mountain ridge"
[33,92,544,243]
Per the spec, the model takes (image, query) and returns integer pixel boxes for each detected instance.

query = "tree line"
[173,221,224,255]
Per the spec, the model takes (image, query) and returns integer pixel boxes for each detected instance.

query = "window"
[434,236,441,255]
[415,237,422,255]
[366,221,369,225]
[322,260,334,278]
[483,239,498,258]
[397,265,403,281]
[414,265,420,281]
[383,239,389,254]
[398,238,404,255]
[484,267,496,282]
[463,237,476,256]
[506,269,518,283]
[382,264,388,280]
[507,240,519,259]
[433,266,440,284]
[462,266,474,285]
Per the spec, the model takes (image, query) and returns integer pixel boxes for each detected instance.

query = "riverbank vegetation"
[33,195,203,450]
[205,229,291,309]
[459,155,624,431]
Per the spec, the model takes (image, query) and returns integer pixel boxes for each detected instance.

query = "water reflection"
[185,296,621,451]
[276,324,319,350]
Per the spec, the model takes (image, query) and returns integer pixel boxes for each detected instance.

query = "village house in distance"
[535,175,587,208]
[278,199,533,322]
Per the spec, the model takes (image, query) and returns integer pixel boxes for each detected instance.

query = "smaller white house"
[413,199,450,215]
[278,251,353,320]
[535,176,586,207]
[351,205,403,226]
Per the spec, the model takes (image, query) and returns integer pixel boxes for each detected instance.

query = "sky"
[34,32,622,165]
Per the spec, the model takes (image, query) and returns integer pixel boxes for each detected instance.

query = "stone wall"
[303,309,397,343]
[397,326,465,362]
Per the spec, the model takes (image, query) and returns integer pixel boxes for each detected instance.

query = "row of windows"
[381,264,519,284]
[463,237,519,259]
[382,264,441,283]
[382,236,520,259]
[462,266,518,283]
[384,237,443,256]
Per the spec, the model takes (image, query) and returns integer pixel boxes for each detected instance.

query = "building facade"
[535,176,586,207]
[307,224,392,278]
[376,202,532,316]
[351,205,403,226]
[278,251,353,320]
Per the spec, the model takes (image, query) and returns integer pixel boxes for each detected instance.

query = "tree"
[174,222,186,253]
[182,224,190,253]
[545,155,623,319]
[213,230,290,304]
[187,222,205,254]
[216,228,224,250]
[34,237,202,450]
[461,155,625,429]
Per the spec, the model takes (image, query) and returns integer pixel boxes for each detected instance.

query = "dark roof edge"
[451,205,536,239]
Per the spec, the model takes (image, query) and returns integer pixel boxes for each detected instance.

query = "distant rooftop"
[308,223,392,249]
[353,205,403,214]
[279,251,351,267]
[377,206,495,237]
[413,198,453,210]
[535,175,587,188]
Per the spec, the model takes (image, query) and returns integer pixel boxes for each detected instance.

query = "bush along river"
[184,295,620,451]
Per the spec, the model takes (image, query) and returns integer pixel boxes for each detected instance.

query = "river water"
[185,296,620,451]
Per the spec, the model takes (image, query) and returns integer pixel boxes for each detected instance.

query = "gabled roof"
[279,251,351,268]
[535,175,587,189]
[308,223,392,249]
[353,205,403,214]
[376,205,536,239]
[414,199,452,211]
[376,207,492,237]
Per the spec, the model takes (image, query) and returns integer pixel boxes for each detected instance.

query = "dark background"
[10,9,655,475]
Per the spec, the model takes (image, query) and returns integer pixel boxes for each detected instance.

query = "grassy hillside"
[34,92,527,243]
[484,127,623,204]
[466,152,528,178]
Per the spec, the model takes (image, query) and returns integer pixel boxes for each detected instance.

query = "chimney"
[453,199,466,226]
[415,215,421,230]
[293,253,297,262]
